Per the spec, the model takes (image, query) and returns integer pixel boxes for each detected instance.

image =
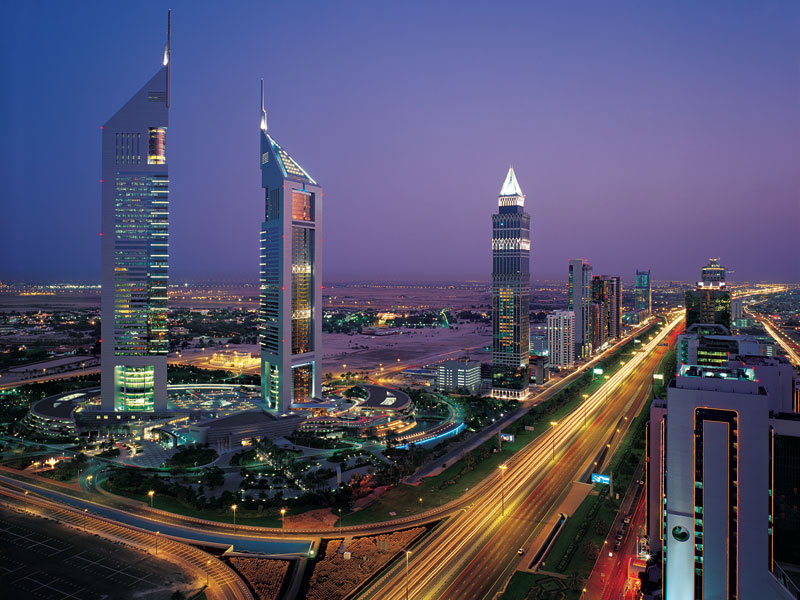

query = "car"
[623,516,631,524]
[616,531,624,541]
[613,542,621,552]
[517,548,526,555]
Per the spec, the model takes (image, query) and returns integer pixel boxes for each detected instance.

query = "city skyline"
[3,2,799,283]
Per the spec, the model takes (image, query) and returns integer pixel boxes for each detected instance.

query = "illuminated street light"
[155,531,160,555]
[281,507,286,529]
[231,504,237,532]
[148,490,154,508]
[206,559,210,586]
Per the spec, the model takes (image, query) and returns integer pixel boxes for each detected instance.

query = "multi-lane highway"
[357,314,683,600]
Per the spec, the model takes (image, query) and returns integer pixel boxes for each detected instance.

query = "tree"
[565,571,585,592]
[582,540,600,561]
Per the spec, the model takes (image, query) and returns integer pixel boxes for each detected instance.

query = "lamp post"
[155,531,159,555]
[87,474,93,490]
[83,508,88,532]
[206,559,210,587]
[498,464,507,516]
[231,504,237,532]
[550,422,558,462]
[148,490,154,508]
[338,508,342,530]
[280,507,286,529]
[405,550,412,600]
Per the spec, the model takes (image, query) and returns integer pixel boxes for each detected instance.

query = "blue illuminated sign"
[591,473,610,485]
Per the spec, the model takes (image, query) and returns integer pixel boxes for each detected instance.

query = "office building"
[635,269,652,317]
[685,258,731,330]
[491,167,530,400]
[647,356,800,599]
[530,333,548,356]
[731,297,744,321]
[437,359,481,395]
[590,275,621,351]
[258,81,323,412]
[568,259,592,358]
[547,310,574,368]
[100,14,171,411]
[677,323,762,368]
[589,299,606,352]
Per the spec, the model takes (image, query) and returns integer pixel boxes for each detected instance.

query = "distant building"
[547,310,574,368]
[590,275,621,350]
[100,14,171,412]
[647,356,800,599]
[258,81,323,412]
[635,269,652,317]
[568,259,592,358]
[437,359,481,394]
[491,167,530,400]
[731,297,744,321]
[530,334,548,356]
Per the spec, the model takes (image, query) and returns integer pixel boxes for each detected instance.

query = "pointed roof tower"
[260,79,268,132]
[500,166,524,197]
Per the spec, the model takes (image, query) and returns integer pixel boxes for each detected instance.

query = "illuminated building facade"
[258,81,322,412]
[547,310,574,368]
[635,269,652,317]
[591,275,621,349]
[686,259,731,330]
[647,357,799,599]
[491,167,530,400]
[100,14,171,411]
[568,258,593,358]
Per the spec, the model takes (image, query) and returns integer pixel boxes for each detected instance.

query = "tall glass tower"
[259,81,323,413]
[100,13,171,412]
[568,258,593,358]
[491,167,530,400]
[635,269,652,317]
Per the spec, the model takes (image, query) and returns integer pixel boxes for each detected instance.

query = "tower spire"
[260,79,268,132]
[164,9,171,107]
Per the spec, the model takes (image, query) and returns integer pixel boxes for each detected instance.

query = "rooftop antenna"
[260,79,268,131]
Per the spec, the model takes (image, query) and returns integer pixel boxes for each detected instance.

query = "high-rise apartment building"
[491,167,530,400]
[100,14,171,411]
[590,275,621,350]
[647,356,799,599]
[258,82,323,413]
[635,269,652,317]
[547,310,574,368]
[568,259,592,358]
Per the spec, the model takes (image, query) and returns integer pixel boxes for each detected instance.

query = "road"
[357,315,683,600]
[749,310,800,367]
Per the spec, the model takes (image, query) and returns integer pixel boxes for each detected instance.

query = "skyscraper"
[258,81,323,413]
[686,258,731,330]
[491,167,530,400]
[590,275,621,349]
[547,310,574,368]
[568,259,592,358]
[635,269,652,317]
[100,13,171,412]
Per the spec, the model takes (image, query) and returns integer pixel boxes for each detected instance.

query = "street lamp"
[405,550,412,600]
[206,559,210,587]
[148,490,154,508]
[338,508,342,530]
[498,464,507,516]
[231,504,237,532]
[83,508,88,532]
[550,422,558,462]
[87,474,93,489]
[155,531,160,555]
[418,497,423,511]
[280,507,286,529]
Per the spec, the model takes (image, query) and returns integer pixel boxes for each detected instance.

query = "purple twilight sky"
[2,1,798,284]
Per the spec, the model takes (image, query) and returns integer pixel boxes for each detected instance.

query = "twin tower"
[100,14,321,413]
